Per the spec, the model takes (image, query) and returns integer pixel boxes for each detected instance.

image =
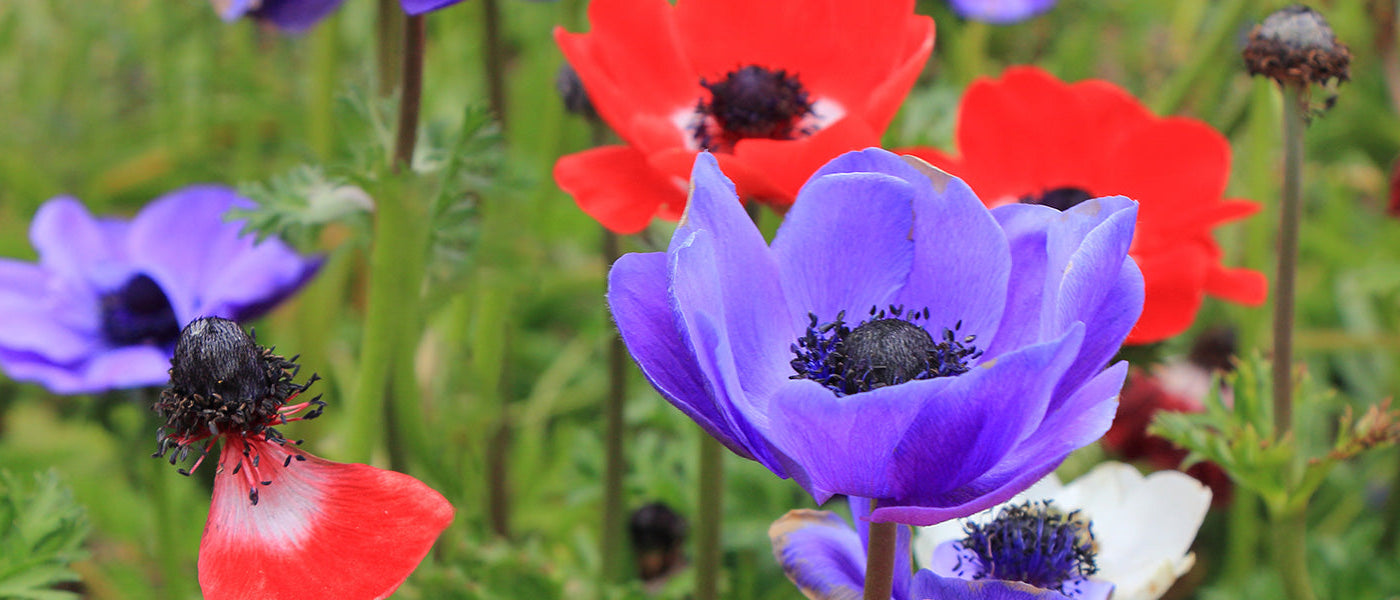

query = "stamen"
[789,306,981,396]
[959,501,1098,593]
[692,65,814,152]
[1020,187,1094,211]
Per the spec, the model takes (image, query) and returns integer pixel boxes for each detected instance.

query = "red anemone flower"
[553,0,934,233]
[154,317,453,600]
[905,67,1266,344]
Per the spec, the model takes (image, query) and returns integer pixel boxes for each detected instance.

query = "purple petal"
[30,197,128,290]
[927,540,985,580]
[0,344,169,394]
[769,510,867,600]
[240,0,347,32]
[771,171,916,331]
[909,571,1072,600]
[885,324,1083,521]
[671,153,795,406]
[609,252,764,463]
[400,0,464,14]
[947,0,1056,25]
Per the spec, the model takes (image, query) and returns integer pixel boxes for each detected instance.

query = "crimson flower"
[905,67,1266,344]
[154,317,452,600]
[553,0,934,233]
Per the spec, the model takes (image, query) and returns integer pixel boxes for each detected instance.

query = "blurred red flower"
[906,67,1266,344]
[553,0,934,233]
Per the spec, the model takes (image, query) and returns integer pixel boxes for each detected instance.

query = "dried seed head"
[1243,5,1350,86]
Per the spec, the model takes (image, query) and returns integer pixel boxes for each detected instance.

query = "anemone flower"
[904,66,1266,344]
[554,0,934,233]
[770,498,1076,600]
[213,0,465,32]
[608,148,1143,525]
[947,0,1055,24]
[0,186,319,394]
[914,463,1211,600]
[154,317,453,600]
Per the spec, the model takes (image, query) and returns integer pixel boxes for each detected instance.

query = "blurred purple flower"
[608,148,1143,525]
[0,186,320,394]
[769,498,1078,600]
[213,0,467,32]
[948,0,1055,24]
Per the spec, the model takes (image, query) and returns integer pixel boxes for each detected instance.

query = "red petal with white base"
[199,439,454,600]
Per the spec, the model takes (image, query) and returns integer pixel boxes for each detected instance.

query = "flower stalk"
[695,434,724,600]
[1270,506,1315,600]
[863,519,898,600]
[1272,81,1305,438]
[482,0,508,125]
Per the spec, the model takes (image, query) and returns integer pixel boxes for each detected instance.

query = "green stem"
[482,0,508,126]
[950,20,989,86]
[1222,490,1261,587]
[375,0,404,97]
[1380,448,1400,552]
[394,15,426,171]
[863,519,898,600]
[1270,507,1315,600]
[1272,82,1305,437]
[600,230,627,584]
[695,434,724,600]
[148,456,178,600]
[307,9,339,159]
[1149,0,1251,115]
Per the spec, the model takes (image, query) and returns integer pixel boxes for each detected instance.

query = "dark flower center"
[99,274,181,347]
[693,65,814,152]
[958,501,1099,594]
[153,317,323,503]
[790,306,981,397]
[1019,187,1094,211]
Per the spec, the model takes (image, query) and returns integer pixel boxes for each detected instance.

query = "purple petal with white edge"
[250,0,347,33]
[878,362,1125,526]
[886,324,1083,518]
[771,171,916,332]
[806,150,1010,350]
[909,571,1072,600]
[669,230,790,474]
[672,153,795,403]
[30,198,126,289]
[400,0,464,15]
[609,252,763,463]
[848,497,912,600]
[769,510,867,600]
[948,0,1056,25]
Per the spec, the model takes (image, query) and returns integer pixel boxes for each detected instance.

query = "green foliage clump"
[0,470,89,600]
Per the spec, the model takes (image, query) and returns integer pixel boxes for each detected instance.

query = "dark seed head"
[1243,5,1350,86]
[1020,187,1094,212]
[694,65,813,152]
[841,319,936,393]
[555,62,599,122]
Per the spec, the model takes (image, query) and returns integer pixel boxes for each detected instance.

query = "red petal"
[730,116,882,207]
[555,145,686,234]
[199,440,454,600]
[1125,246,1210,345]
[1204,265,1268,306]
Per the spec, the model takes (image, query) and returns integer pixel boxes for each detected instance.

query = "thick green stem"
[376,0,404,97]
[1272,83,1305,437]
[308,12,339,159]
[1270,508,1315,600]
[1150,0,1251,115]
[695,434,724,600]
[599,231,627,584]
[1222,490,1261,587]
[863,520,898,600]
[1380,448,1400,552]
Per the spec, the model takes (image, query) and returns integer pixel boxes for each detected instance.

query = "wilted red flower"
[154,318,453,600]
[906,67,1266,344]
[553,0,934,233]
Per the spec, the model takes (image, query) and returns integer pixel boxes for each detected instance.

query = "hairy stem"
[1272,82,1305,437]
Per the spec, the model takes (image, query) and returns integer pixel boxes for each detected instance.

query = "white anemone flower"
[913,462,1211,600]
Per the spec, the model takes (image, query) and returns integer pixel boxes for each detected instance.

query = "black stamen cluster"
[693,65,814,152]
[99,274,181,347]
[959,501,1098,593]
[1019,187,1094,212]
[152,317,323,473]
[790,306,982,396]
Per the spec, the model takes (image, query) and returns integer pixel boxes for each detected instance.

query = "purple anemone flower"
[213,0,466,32]
[608,148,1143,525]
[948,0,1055,24]
[0,185,320,394]
[769,499,1103,599]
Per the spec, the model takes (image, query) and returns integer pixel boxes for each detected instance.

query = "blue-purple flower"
[948,0,1055,24]
[769,498,1084,600]
[0,185,320,394]
[608,148,1143,525]
[213,0,466,32]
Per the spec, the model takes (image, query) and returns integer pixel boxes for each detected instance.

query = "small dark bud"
[1243,5,1350,86]
[628,502,688,582]
[555,63,599,122]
